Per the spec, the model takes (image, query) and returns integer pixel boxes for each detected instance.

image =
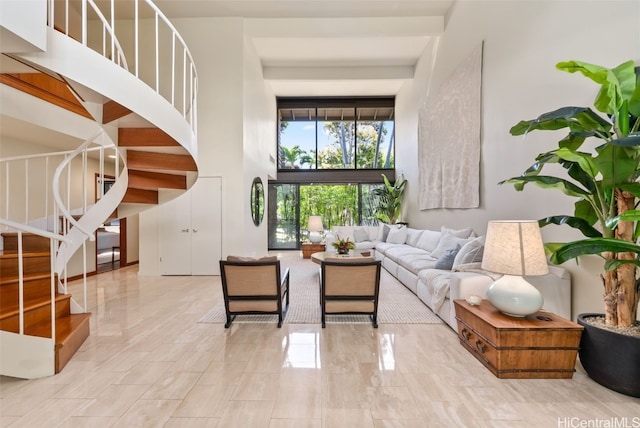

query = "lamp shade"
[481,220,549,276]
[307,216,323,232]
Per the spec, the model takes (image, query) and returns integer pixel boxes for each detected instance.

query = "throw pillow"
[381,224,391,242]
[354,227,370,243]
[376,223,389,241]
[258,255,278,262]
[386,225,408,244]
[453,236,485,268]
[405,228,424,247]
[416,229,442,252]
[431,232,471,259]
[441,226,474,239]
[435,244,461,270]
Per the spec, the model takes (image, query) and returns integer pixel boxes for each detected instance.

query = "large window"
[270,97,396,250]
[278,98,395,171]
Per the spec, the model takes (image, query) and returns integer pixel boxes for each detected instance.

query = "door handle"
[181,229,190,232]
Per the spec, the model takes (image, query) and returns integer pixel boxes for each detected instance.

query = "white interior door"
[159,190,193,275]
[159,177,222,276]
[190,177,222,275]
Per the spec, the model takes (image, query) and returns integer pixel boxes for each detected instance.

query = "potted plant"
[332,235,355,255]
[373,174,407,224]
[502,59,640,397]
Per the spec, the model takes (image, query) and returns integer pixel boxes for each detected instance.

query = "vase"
[337,248,349,255]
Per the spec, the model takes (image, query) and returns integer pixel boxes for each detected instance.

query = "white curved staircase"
[0,0,198,378]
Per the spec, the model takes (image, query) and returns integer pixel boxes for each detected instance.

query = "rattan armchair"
[219,259,290,328]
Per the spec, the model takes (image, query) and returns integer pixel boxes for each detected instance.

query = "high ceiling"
[1,1,453,151]
[148,0,453,96]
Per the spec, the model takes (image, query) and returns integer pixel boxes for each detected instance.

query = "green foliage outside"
[280,120,394,169]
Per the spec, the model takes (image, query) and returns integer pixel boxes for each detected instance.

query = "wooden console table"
[302,243,325,259]
[454,299,583,379]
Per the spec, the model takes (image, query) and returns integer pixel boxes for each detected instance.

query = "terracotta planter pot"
[577,313,640,398]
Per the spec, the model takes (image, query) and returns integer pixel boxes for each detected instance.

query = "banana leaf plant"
[501,59,640,327]
[373,174,407,224]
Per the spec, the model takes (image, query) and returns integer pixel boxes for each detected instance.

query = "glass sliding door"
[268,184,299,249]
[269,183,384,250]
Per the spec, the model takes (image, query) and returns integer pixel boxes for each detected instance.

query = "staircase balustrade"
[2,0,197,378]
[48,0,198,134]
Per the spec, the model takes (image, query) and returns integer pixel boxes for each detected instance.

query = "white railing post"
[24,159,28,223]
[135,0,139,77]
[81,0,87,46]
[155,13,159,94]
[171,34,176,106]
[50,238,56,339]
[17,231,24,335]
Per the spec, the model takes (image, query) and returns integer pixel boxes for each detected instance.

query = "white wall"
[396,0,640,319]
[139,17,275,273]
[242,33,277,255]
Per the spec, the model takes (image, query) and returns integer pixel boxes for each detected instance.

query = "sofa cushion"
[415,229,441,252]
[386,226,408,244]
[385,245,427,263]
[453,236,485,267]
[405,228,424,247]
[431,231,471,259]
[435,244,461,270]
[397,253,438,274]
[442,226,474,239]
[374,241,397,256]
[353,227,370,243]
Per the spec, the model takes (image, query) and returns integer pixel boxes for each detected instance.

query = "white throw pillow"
[376,223,388,241]
[405,228,424,247]
[431,232,471,259]
[441,226,474,239]
[353,227,370,243]
[332,226,354,242]
[416,229,441,252]
[453,236,485,267]
[386,226,408,244]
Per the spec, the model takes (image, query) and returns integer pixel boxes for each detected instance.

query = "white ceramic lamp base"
[309,231,323,243]
[486,275,544,317]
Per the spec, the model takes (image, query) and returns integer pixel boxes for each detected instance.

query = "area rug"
[198,252,443,325]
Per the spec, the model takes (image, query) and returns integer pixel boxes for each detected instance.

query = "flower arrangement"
[332,235,355,254]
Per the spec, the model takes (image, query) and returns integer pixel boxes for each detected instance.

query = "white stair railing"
[51,133,128,310]
[48,0,198,135]
[0,131,126,313]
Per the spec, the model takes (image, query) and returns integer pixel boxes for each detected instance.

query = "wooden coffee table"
[310,251,373,265]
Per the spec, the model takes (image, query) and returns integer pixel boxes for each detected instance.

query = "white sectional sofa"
[324,224,572,329]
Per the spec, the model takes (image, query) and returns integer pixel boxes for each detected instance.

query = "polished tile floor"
[1,262,638,427]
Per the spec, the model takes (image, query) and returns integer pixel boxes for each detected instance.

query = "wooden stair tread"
[26,312,91,342]
[0,250,50,258]
[0,293,70,320]
[0,272,53,285]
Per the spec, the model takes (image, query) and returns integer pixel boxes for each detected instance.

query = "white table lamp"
[481,220,548,317]
[307,216,324,243]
